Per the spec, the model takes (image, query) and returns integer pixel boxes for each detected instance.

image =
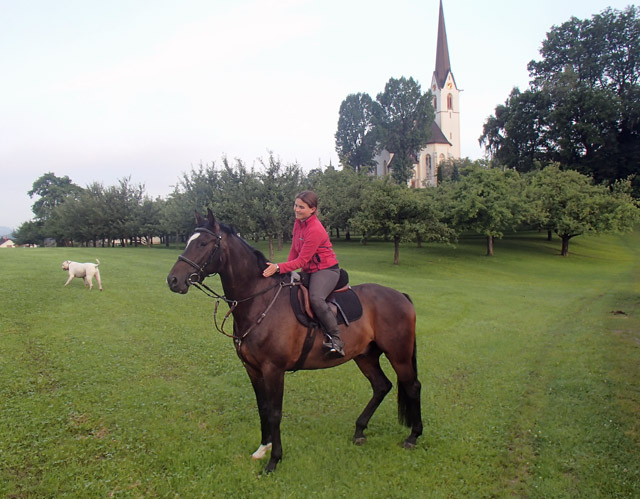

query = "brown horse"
[167,209,422,473]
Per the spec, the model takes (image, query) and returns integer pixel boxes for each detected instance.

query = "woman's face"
[294,198,315,220]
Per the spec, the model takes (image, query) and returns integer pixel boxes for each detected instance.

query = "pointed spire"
[434,0,451,88]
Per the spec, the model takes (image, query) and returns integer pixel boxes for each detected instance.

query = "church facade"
[376,0,461,187]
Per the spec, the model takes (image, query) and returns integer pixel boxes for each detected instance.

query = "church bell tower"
[431,0,460,160]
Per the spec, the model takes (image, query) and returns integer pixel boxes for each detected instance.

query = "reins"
[211,280,290,346]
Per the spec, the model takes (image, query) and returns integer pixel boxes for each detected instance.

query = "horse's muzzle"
[167,273,190,294]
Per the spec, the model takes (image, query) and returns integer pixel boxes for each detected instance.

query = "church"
[375,0,461,187]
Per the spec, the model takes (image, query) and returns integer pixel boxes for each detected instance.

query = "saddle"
[289,268,363,329]
[285,269,362,371]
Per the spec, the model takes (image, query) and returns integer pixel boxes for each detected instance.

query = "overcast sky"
[1,0,636,229]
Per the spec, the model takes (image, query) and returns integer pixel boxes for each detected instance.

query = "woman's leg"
[308,268,344,356]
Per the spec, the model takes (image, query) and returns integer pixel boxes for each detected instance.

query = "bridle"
[178,226,223,286]
[176,225,292,346]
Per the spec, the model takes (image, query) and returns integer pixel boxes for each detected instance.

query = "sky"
[1,0,636,230]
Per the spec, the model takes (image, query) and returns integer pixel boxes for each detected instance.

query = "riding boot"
[315,306,345,357]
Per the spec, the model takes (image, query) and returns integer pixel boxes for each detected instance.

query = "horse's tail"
[397,336,419,428]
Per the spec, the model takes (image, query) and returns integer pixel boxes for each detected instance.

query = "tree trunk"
[547,230,552,241]
[345,230,350,241]
[561,235,570,256]
[269,235,274,260]
[394,236,400,265]
[486,235,494,256]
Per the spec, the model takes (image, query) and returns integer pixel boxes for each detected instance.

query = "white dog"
[62,259,103,291]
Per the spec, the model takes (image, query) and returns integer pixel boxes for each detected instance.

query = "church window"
[433,97,437,110]
[447,93,453,110]
[426,154,432,174]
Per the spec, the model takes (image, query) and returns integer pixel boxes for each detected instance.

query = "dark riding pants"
[308,267,340,335]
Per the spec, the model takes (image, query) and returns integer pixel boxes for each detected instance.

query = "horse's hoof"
[402,441,416,449]
[264,459,278,474]
[353,436,367,446]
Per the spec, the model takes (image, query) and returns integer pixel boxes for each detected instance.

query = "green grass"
[1,232,638,497]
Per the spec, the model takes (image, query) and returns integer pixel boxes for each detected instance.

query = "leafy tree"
[335,93,378,172]
[28,172,84,222]
[351,178,452,264]
[527,165,640,256]
[445,166,528,256]
[254,155,302,259]
[13,220,44,246]
[479,88,552,172]
[374,77,434,184]
[481,7,640,190]
[314,166,370,239]
[216,157,261,235]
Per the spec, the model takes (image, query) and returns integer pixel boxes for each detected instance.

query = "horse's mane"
[203,221,270,271]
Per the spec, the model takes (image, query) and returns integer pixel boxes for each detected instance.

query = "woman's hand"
[262,262,279,277]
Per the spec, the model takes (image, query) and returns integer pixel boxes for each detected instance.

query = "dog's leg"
[64,274,74,287]
[95,270,103,291]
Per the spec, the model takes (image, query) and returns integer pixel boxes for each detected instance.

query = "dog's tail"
[95,259,100,266]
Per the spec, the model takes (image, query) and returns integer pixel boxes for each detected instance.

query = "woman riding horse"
[262,191,344,357]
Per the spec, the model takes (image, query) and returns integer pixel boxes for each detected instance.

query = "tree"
[445,166,528,256]
[28,172,83,222]
[254,155,302,259]
[479,88,551,172]
[335,93,378,172]
[13,220,44,246]
[527,165,640,256]
[481,7,640,190]
[374,77,435,184]
[314,166,370,239]
[351,178,452,264]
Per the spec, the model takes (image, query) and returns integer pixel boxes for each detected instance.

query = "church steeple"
[434,0,451,88]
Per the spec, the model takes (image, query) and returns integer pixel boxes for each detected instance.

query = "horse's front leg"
[246,365,272,460]
[261,365,285,473]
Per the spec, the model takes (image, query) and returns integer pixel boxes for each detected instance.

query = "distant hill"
[0,226,14,238]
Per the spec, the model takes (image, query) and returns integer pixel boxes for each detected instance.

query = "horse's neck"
[218,235,267,302]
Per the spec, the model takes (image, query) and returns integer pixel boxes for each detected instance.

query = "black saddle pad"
[290,285,363,329]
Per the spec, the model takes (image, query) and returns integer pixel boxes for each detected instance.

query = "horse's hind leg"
[353,346,393,445]
[388,340,423,448]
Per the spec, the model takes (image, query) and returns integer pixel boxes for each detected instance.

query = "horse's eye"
[199,239,208,247]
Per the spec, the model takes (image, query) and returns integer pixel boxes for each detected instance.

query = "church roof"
[427,122,452,145]
[434,0,452,88]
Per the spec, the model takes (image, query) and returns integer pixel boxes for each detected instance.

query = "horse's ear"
[207,208,220,232]
[195,211,205,225]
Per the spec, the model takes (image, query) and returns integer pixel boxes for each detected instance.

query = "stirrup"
[323,334,344,357]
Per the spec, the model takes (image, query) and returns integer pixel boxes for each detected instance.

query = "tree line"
[13,6,640,261]
[14,158,639,262]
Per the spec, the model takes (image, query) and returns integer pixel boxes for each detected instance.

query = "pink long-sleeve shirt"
[278,214,338,274]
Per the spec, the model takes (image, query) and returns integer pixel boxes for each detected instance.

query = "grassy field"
[1,231,638,497]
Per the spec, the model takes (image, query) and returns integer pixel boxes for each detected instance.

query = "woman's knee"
[309,294,326,309]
